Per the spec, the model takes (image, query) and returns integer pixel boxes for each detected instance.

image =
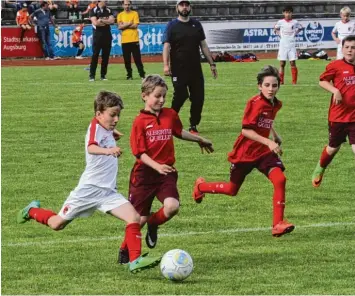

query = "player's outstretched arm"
[140,153,175,175]
[180,130,214,154]
[242,128,282,156]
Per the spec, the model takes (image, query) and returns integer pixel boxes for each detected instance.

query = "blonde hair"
[340,6,351,16]
[141,74,168,95]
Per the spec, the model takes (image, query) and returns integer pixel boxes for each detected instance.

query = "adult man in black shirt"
[163,0,217,134]
[89,0,115,81]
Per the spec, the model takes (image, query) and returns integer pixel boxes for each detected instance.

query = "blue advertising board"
[51,23,166,57]
[50,19,338,57]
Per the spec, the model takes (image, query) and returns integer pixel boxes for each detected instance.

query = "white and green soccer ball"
[160,249,193,281]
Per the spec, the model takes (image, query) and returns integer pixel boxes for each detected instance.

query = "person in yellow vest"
[117,0,145,80]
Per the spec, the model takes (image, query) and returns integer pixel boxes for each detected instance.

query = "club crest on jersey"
[146,128,172,142]
[258,117,273,129]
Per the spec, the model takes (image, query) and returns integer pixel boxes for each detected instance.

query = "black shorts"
[73,41,83,48]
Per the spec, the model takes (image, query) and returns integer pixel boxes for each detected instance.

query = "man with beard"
[162,0,217,134]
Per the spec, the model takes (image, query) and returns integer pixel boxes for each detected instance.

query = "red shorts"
[230,152,285,185]
[328,121,355,148]
[129,164,179,216]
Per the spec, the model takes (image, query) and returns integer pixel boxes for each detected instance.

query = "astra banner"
[203,19,338,52]
[1,18,338,58]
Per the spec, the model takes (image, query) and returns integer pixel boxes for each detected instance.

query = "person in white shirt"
[17,91,161,273]
[332,6,355,60]
[274,6,303,84]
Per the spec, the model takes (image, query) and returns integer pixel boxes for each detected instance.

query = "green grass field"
[2,60,355,295]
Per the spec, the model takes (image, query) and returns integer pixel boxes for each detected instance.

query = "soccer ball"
[160,249,193,281]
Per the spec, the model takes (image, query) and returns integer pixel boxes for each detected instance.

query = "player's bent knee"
[164,200,180,217]
[130,212,141,224]
[327,145,341,155]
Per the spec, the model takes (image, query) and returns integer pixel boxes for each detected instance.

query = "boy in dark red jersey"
[118,74,213,264]
[192,65,295,237]
[312,35,355,187]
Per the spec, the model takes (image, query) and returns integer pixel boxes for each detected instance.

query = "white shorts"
[336,43,343,60]
[58,185,129,221]
[277,46,298,61]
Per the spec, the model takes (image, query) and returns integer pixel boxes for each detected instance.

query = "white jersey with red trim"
[77,117,118,190]
[332,20,355,40]
[274,19,302,48]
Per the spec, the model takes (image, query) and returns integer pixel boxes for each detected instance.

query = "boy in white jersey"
[17,91,161,273]
[332,6,355,60]
[274,6,303,84]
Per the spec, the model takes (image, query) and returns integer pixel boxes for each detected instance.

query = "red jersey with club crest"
[228,94,282,163]
[130,108,183,168]
[319,59,355,122]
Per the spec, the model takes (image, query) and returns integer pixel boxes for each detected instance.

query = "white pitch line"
[3,221,354,248]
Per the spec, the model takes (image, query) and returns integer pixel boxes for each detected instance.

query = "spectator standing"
[117,0,145,80]
[89,0,114,81]
[29,1,59,60]
[163,0,217,135]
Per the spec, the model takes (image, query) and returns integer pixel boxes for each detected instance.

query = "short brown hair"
[94,91,124,112]
[257,65,281,86]
[342,35,355,46]
[141,74,168,95]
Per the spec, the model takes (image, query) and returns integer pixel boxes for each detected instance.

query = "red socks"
[279,72,284,84]
[268,168,286,227]
[148,207,169,226]
[29,208,56,225]
[198,182,239,196]
[121,208,169,257]
[291,67,298,84]
[124,223,142,262]
[320,146,335,168]
[279,67,298,84]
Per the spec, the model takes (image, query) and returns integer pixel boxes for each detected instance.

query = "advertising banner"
[1,27,43,57]
[53,23,166,57]
[1,18,339,58]
[203,19,338,52]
